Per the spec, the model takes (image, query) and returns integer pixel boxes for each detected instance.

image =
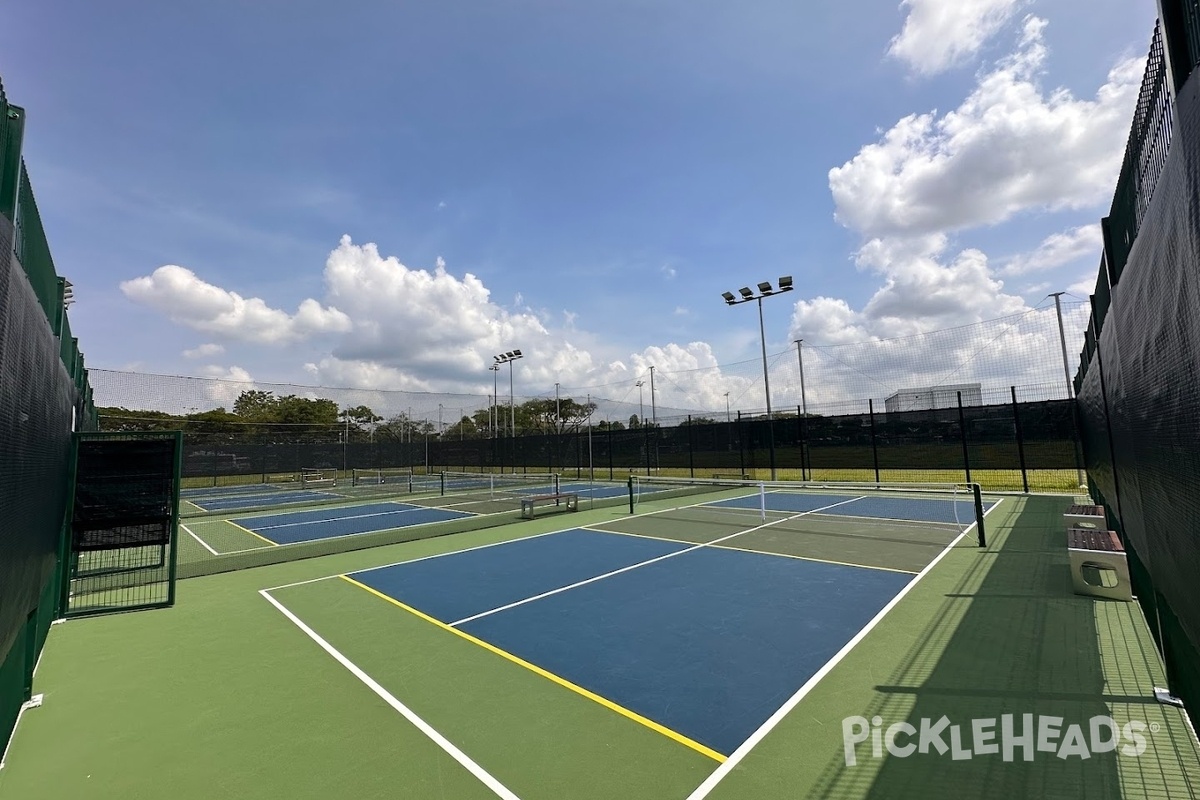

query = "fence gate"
[60,431,181,617]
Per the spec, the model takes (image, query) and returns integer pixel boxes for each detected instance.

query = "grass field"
[2,491,1196,799]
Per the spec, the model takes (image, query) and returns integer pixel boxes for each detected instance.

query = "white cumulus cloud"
[122,265,351,344]
[832,17,1143,239]
[889,0,1025,75]
[182,343,225,359]
[1003,224,1102,275]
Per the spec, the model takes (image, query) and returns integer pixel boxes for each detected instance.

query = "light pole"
[649,366,657,424]
[488,363,499,437]
[438,403,443,437]
[724,391,730,422]
[722,276,794,481]
[635,380,645,426]
[555,382,561,434]
[794,339,808,418]
[494,350,524,437]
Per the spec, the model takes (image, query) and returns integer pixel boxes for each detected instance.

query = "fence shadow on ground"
[801,495,1200,800]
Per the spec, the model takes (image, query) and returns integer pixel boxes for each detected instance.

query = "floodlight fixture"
[719,276,797,479]
[493,349,525,436]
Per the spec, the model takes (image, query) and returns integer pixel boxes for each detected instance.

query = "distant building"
[884,383,983,413]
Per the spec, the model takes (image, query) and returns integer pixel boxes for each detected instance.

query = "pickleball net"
[440,471,559,500]
[627,475,988,548]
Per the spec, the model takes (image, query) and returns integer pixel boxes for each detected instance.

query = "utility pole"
[794,339,808,417]
[1049,292,1074,399]
[649,366,657,424]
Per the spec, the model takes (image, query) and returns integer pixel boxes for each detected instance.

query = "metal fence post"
[687,415,695,477]
[869,399,880,485]
[1011,386,1029,493]
[737,411,746,477]
[957,391,972,484]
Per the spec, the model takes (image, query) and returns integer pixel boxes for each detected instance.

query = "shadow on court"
[797,495,1200,800]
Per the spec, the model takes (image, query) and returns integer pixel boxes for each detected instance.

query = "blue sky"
[2,0,1158,416]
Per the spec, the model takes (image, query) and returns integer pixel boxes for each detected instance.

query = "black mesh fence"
[1075,12,1200,731]
[0,82,96,757]
[157,392,1082,493]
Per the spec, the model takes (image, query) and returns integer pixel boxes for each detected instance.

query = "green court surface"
[2,495,1198,800]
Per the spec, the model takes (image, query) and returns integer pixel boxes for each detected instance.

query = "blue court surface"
[231,501,472,545]
[349,527,913,755]
[711,491,994,524]
[185,488,345,512]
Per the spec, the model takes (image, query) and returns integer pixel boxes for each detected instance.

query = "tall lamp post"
[635,380,645,425]
[722,276,793,480]
[488,363,500,438]
[494,350,524,437]
[649,366,657,424]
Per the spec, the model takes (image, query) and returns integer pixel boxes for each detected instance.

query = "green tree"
[341,405,384,441]
[232,390,276,420]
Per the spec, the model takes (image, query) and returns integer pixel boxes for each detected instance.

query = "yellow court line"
[226,519,277,546]
[586,526,920,576]
[338,575,726,763]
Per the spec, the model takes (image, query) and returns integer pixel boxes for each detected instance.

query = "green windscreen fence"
[0,181,75,759]
[62,432,181,617]
[1075,10,1200,731]
[0,74,99,761]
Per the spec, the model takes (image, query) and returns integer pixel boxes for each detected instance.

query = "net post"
[627,475,635,515]
[439,471,446,496]
[759,482,766,523]
[1011,386,1029,493]
[973,483,986,548]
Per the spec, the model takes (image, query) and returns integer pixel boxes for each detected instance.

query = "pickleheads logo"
[842,714,1151,766]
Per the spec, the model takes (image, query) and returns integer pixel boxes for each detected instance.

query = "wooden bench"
[1067,527,1131,601]
[712,473,750,480]
[1064,503,1105,531]
[520,493,578,519]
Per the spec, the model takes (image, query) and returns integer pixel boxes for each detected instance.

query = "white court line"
[181,523,219,556]
[261,528,573,592]
[588,526,919,575]
[258,590,521,799]
[683,497,1005,800]
[448,496,865,628]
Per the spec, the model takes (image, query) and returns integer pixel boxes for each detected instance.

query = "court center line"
[180,523,218,556]
[584,526,919,575]
[339,575,726,763]
[684,496,1006,800]
[447,496,866,628]
[258,589,523,800]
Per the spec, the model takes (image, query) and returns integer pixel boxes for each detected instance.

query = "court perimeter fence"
[1075,5,1200,734]
[0,77,98,759]
[113,385,1084,493]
